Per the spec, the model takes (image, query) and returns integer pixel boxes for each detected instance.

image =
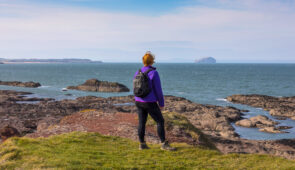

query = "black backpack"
[133,68,154,97]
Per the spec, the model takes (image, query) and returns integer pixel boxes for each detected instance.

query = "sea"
[1,63,295,140]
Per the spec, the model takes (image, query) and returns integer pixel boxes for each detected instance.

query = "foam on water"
[216,98,227,102]
[39,86,51,88]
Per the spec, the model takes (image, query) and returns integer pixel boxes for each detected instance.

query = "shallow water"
[1,63,295,140]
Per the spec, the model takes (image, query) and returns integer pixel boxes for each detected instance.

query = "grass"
[0,132,295,169]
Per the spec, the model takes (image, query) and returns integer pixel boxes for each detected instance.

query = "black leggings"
[135,101,165,143]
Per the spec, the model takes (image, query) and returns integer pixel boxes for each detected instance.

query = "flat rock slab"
[259,127,288,133]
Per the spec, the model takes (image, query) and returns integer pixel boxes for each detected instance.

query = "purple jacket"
[133,65,164,107]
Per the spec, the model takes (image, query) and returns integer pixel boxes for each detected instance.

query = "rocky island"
[67,79,130,92]
[0,80,41,88]
[195,57,216,63]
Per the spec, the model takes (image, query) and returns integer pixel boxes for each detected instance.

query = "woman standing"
[133,51,175,151]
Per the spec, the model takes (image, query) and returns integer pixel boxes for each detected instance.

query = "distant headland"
[195,57,216,64]
[0,58,102,64]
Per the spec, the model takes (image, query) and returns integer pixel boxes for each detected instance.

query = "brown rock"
[235,115,285,133]
[249,115,278,127]
[277,126,293,130]
[227,94,295,119]
[235,119,254,127]
[0,80,41,88]
[0,125,21,140]
[67,79,129,92]
[259,127,287,133]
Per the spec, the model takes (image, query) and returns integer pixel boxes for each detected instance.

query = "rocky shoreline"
[227,94,295,120]
[1,90,295,159]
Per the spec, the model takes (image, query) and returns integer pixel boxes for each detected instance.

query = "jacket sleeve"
[152,71,164,107]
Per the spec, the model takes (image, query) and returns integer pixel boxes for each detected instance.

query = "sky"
[0,0,295,63]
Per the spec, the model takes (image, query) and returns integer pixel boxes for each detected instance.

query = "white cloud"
[0,0,295,62]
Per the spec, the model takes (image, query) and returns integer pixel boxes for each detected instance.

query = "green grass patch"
[0,132,295,169]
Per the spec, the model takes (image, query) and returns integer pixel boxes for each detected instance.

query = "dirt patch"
[27,110,201,145]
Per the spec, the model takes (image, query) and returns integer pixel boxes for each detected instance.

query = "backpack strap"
[143,68,154,75]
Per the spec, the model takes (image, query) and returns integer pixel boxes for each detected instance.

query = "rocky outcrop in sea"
[195,57,216,63]
[0,80,41,88]
[67,79,130,92]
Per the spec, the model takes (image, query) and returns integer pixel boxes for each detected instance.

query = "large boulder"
[67,79,130,92]
[235,119,254,127]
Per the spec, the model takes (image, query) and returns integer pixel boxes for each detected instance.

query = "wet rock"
[277,126,293,130]
[0,80,41,88]
[67,79,130,92]
[273,116,287,120]
[259,127,287,133]
[235,115,284,133]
